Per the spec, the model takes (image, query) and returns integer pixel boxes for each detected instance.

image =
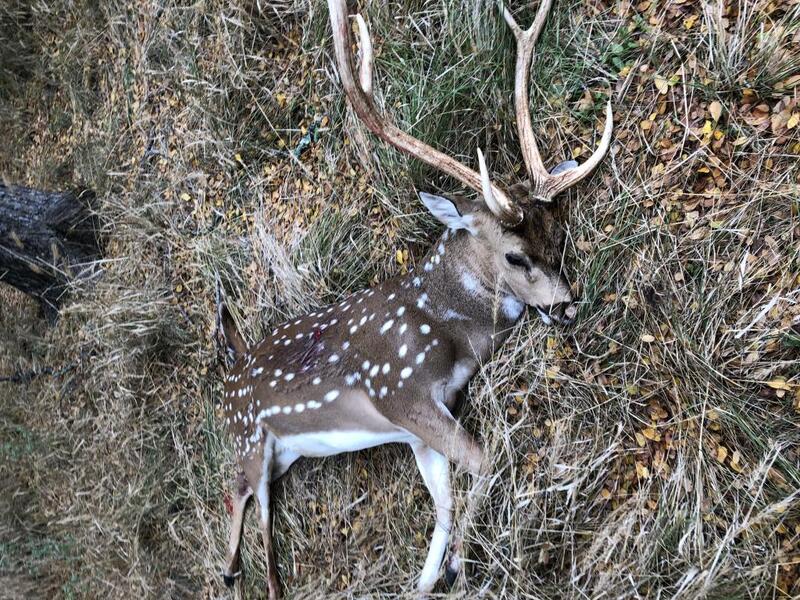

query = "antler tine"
[477,148,520,223]
[327,0,522,225]
[545,101,613,197]
[354,14,373,96]
[499,1,613,201]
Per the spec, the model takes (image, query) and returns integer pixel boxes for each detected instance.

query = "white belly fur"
[277,429,418,458]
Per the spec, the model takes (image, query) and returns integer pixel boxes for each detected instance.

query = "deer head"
[328,0,612,324]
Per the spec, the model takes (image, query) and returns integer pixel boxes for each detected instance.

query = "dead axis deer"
[217,0,612,596]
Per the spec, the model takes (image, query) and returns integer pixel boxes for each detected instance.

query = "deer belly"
[277,429,417,458]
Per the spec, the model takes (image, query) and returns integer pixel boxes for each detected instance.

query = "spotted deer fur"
[215,0,612,596]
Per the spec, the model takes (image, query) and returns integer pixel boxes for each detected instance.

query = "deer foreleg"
[411,442,453,593]
[390,399,484,475]
[222,471,252,587]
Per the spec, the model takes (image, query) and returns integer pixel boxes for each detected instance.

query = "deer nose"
[551,301,577,324]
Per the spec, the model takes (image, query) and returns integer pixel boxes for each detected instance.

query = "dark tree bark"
[0,184,102,320]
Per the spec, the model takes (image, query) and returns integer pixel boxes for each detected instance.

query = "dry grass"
[1,0,798,598]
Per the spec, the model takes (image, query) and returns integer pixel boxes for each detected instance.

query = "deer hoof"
[222,570,241,588]
[444,554,461,588]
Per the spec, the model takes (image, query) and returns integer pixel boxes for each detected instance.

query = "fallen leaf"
[767,378,791,391]
[709,101,723,122]
[716,445,728,463]
[641,334,655,343]
[654,76,669,95]
[642,427,661,441]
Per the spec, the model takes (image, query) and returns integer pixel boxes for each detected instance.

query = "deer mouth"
[536,302,576,326]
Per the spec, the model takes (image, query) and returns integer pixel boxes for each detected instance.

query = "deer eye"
[505,253,529,269]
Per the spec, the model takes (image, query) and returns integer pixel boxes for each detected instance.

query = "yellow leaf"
[683,14,698,29]
[641,334,655,343]
[640,120,652,131]
[730,450,744,472]
[395,249,404,265]
[180,192,191,201]
[716,445,728,463]
[709,101,723,122]
[642,427,661,441]
[234,153,244,164]
[600,488,612,500]
[701,120,713,135]
[767,378,791,391]
[733,135,749,146]
[787,113,799,129]
[635,462,650,478]
[654,76,669,95]
[572,146,583,158]
[635,432,647,447]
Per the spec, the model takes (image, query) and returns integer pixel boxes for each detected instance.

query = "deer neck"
[395,228,526,363]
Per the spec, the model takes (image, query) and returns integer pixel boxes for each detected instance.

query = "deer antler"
[500,0,613,201]
[328,0,523,225]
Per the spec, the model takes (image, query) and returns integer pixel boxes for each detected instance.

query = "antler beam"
[500,0,613,201]
[328,0,523,224]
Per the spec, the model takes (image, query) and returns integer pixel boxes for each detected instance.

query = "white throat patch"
[502,296,525,321]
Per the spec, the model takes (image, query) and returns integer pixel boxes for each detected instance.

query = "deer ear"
[549,160,578,175]
[419,192,477,234]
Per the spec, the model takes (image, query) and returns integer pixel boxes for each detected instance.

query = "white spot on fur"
[461,271,480,296]
[398,344,408,358]
[324,390,340,402]
[401,367,413,379]
[420,324,431,334]
[312,377,321,385]
[380,319,394,334]
[382,363,390,374]
[415,352,425,365]
[443,308,468,321]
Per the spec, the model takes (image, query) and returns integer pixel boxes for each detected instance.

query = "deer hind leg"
[222,471,252,587]
[256,432,281,600]
[411,442,453,593]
